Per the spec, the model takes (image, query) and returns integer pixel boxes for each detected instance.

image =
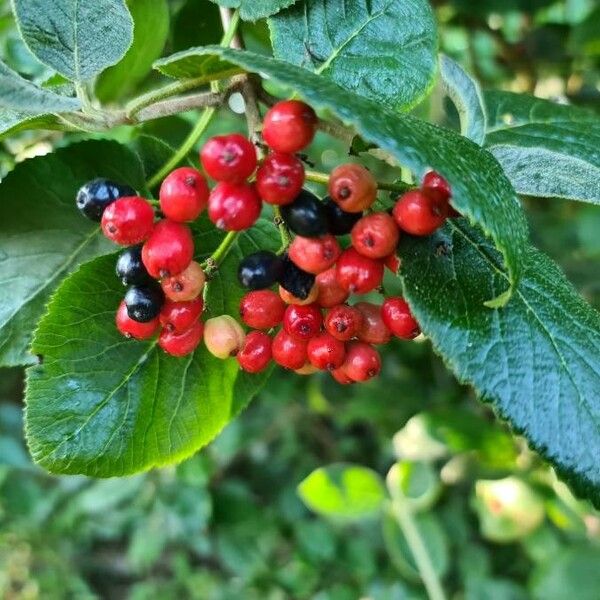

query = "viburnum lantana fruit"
[159,167,209,222]
[101,196,154,245]
[262,100,318,154]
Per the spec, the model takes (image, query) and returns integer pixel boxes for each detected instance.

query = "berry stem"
[203,231,239,273]
[304,169,413,195]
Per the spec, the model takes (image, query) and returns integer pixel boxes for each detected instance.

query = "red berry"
[272,329,308,370]
[393,190,447,236]
[381,297,421,339]
[307,332,346,370]
[279,284,319,306]
[324,305,363,341]
[262,100,317,153]
[328,164,377,213]
[101,196,154,245]
[355,302,391,345]
[158,320,204,357]
[159,167,209,222]
[422,170,451,203]
[204,315,246,359]
[335,248,384,294]
[208,181,261,231]
[161,261,206,302]
[315,268,349,308]
[237,331,272,373]
[351,212,399,259]
[115,300,159,340]
[384,253,401,274]
[200,134,257,182]
[331,367,354,385]
[283,304,323,340]
[256,153,305,205]
[341,342,381,382]
[159,297,203,334]
[240,290,286,330]
[142,220,194,279]
[288,234,341,275]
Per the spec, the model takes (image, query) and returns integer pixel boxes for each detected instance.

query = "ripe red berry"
[256,153,305,205]
[393,190,447,236]
[159,320,204,357]
[331,367,354,385]
[384,253,401,274]
[283,304,323,340]
[204,315,246,359]
[315,268,349,308]
[262,100,317,153]
[200,133,257,182]
[272,329,308,370]
[237,331,272,373]
[288,234,341,275]
[381,297,421,339]
[279,284,319,306]
[161,261,206,302]
[324,305,363,341]
[341,342,381,382]
[159,297,203,334]
[328,164,377,213]
[208,181,262,231]
[422,170,451,203]
[307,332,346,370]
[115,300,159,340]
[142,220,194,279]
[355,302,391,345]
[351,212,399,259]
[239,290,286,330]
[159,167,209,222]
[101,196,154,245]
[335,248,384,294]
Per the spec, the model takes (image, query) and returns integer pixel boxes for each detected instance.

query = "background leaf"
[153,48,243,80]
[208,0,299,22]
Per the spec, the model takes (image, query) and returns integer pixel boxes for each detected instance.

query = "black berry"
[323,196,362,235]
[278,254,316,300]
[116,245,152,286]
[124,283,164,323]
[76,178,136,222]
[280,189,328,237]
[238,251,284,290]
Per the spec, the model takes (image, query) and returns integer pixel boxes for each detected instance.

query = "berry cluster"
[76,98,454,383]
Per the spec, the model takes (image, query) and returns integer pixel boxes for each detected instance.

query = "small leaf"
[208,0,299,21]
[0,108,63,140]
[269,0,438,111]
[298,463,385,520]
[153,47,244,80]
[484,91,600,204]
[12,0,134,82]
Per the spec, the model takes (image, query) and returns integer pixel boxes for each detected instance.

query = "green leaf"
[269,0,438,111]
[298,463,386,520]
[208,0,299,21]
[440,54,486,145]
[386,461,441,512]
[0,108,63,139]
[0,140,145,367]
[199,47,528,304]
[153,47,244,81]
[95,0,170,103]
[11,0,134,82]
[484,91,600,204]
[398,219,600,506]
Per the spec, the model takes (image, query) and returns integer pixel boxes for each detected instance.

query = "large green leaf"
[0,140,145,367]
[484,91,600,204]
[269,0,438,111]
[202,47,528,305]
[398,219,600,506]
[153,48,243,80]
[11,0,134,82]
[0,108,63,139]
[208,0,299,21]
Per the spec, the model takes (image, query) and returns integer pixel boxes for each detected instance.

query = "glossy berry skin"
[279,284,319,306]
[328,164,377,213]
[159,297,203,334]
[323,197,362,235]
[280,189,329,237]
[324,305,363,341]
[115,245,152,286]
[335,248,384,294]
[355,302,391,345]
[208,181,262,231]
[393,190,447,236]
[272,329,308,370]
[200,134,257,182]
[239,290,286,329]
[315,268,349,308]
[331,367,354,385]
[342,342,381,382]
[351,212,399,259]
[76,178,135,222]
[124,283,164,323]
[422,171,451,203]
[384,253,401,274]
[381,297,421,339]
[288,234,341,275]
[159,167,209,222]
[278,254,317,300]
[283,304,323,340]
[115,300,159,340]
[262,100,317,153]
[256,153,305,205]
[101,197,154,245]
[237,331,272,373]
[142,220,194,279]
[159,320,204,357]
[204,315,246,359]
[238,251,284,290]
[307,332,346,370]
[161,261,206,302]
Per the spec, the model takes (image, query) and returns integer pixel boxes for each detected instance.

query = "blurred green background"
[1,0,599,598]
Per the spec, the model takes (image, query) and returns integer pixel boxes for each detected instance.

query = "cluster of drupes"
[76,99,454,383]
